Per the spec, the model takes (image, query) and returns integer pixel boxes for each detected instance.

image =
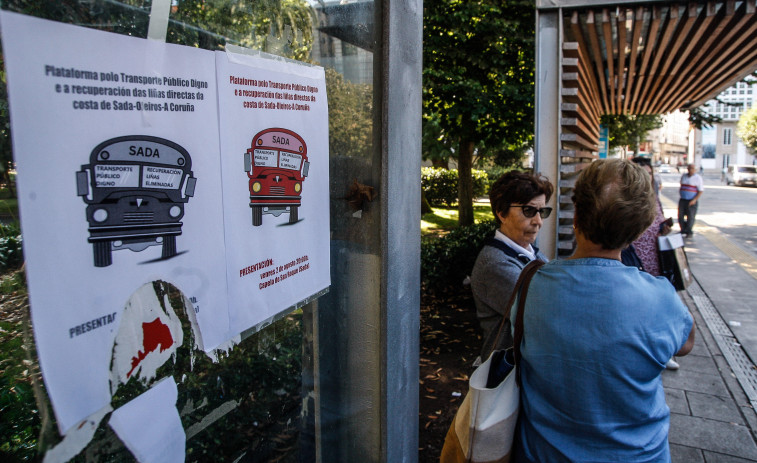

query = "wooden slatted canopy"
[535,0,757,257]
[562,0,757,155]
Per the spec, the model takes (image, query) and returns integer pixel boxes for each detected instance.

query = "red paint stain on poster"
[127,318,174,378]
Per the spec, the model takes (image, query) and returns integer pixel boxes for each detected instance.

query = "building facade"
[695,79,757,170]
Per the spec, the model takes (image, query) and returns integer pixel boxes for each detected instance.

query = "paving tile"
[689,334,712,357]
[666,388,690,415]
[676,353,720,376]
[702,450,757,462]
[741,406,757,437]
[663,368,730,397]
[670,444,704,463]
[670,414,757,460]
[687,391,745,424]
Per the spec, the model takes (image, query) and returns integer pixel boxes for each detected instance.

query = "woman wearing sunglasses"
[513,159,695,462]
[470,171,554,360]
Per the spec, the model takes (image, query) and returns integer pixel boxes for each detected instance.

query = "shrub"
[482,165,516,192]
[0,222,22,273]
[421,220,497,292]
[421,167,489,206]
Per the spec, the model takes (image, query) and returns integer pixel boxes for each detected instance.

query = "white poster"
[0,12,229,433]
[216,50,331,332]
[109,377,185,463]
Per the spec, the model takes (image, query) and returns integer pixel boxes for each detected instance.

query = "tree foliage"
[423,0,535,225]
[688,107,722,130]
[169,0,315,60]
[737,107,757,153]
[326,68,373,158]
[421,113,454,168]
[600,114,663,156]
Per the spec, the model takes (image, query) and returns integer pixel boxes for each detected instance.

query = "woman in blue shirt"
[515,159,696,463]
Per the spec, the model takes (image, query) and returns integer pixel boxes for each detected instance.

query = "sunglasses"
[509,205,553,219]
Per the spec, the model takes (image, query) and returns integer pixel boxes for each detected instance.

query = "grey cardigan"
[470,237,548,359]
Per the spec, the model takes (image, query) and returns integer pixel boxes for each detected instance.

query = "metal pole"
[534,9,562,259]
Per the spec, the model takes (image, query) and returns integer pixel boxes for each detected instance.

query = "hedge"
[421,167,489,207]
[421,220,497,292]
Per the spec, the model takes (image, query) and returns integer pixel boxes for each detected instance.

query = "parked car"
[658,164,673,173]
[726,165,757,186]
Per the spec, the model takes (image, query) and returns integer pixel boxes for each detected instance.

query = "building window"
[724,128,732,145]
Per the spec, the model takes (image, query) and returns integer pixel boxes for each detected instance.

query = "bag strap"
[513,260,544,386]
[481,259,545,361]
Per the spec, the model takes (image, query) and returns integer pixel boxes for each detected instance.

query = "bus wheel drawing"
[244,128,310,227]
[162,235,177,259]
[252,206,263,227]
[77,136,197,267]
[93,240,113,268]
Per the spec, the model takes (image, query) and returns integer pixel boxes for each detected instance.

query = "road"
[660,171,757,258]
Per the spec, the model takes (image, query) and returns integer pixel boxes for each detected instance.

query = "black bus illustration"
[76,136,197,267]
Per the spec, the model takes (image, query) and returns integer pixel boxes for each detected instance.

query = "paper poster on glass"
[216,50,330,334]
[0,11,229,434]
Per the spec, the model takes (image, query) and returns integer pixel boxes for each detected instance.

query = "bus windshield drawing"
[244,128,310,227]
[77,136,197,267]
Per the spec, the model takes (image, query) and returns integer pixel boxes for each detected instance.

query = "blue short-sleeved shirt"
[513,258,693,463]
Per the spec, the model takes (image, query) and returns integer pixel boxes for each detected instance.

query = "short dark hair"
[573,159,656,250]
[489,171,554,226]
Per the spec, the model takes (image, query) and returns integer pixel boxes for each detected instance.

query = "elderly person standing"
[679,163,704,238]
[470,171,554,359]
[514,159,695,462]
[627,157,671,277]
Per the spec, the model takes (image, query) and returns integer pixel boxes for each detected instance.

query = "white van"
[726,165,757,186]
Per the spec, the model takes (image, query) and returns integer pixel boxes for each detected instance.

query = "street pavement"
[658,178,757,462]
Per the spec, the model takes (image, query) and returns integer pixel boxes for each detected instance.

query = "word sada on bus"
[244,128,310,226]
[77,135,197,267]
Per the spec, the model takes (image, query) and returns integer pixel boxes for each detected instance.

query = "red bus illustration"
[76,136,196,267]
[244,128,310,226]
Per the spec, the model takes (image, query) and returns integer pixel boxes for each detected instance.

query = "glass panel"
[0,0,378,461]
[309,1,380,461]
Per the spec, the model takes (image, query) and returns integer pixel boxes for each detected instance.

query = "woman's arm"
[676,319,696,356]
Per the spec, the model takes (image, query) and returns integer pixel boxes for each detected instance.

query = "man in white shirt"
[678,164,704,238]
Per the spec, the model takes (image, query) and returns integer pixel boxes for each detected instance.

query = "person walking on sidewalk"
[470,171,553,361]
[513,159,695,463]
[678,163,704,238]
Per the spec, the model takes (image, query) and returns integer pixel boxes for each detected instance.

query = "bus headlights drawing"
[77,136,196,267]
[244,128,309,227]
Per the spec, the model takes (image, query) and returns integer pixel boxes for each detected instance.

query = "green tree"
[325,68,373,158]
[423,0,535,225]
[0,69,14,198]
[169,0,315,60]
[422,114,454,168]
[600,114,663,157]
[688,107,722,130]
[737,107,757,153]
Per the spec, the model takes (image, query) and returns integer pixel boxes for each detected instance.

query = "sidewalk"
[659,193,757,462]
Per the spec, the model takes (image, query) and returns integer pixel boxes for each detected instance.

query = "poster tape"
[147,0,171,42]
[224,44,323,78]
